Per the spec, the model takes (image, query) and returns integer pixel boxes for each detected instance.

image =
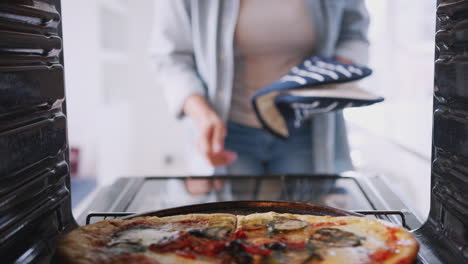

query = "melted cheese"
[109,228,181,247]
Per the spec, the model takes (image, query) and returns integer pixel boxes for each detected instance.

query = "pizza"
[56,212,419,264]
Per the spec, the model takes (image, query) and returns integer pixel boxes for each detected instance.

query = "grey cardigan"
[151,0,370,174]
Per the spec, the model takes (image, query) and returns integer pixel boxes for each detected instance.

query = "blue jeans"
[217,121,314,175]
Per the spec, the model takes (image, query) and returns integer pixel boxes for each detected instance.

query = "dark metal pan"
[122,201,362,219]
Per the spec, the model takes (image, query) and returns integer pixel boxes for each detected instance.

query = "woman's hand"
[184,178,225,195]
[183,94,237,167]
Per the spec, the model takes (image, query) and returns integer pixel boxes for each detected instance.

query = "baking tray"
[121,201,362,219]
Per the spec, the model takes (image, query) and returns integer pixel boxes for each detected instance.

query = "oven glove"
[251,56,384,139]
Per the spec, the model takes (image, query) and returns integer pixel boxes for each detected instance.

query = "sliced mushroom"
[269,217,308,233]
[188,226,233,240]
[204,226,233,239]
[240,218,269,231]
[309,228,364,248]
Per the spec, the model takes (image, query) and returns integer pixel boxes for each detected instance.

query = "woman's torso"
[229,0,316,127]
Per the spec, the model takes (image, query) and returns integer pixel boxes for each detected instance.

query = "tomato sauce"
[233,230,247,239]
[190,237,227,256]
[149,235,227,257]
[286,241,306,250]
[370,248,395,262]
[369,227,403,262]
[241,243,271,256]
[386,227,399,243]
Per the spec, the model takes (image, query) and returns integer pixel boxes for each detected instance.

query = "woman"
[151,0,369,176]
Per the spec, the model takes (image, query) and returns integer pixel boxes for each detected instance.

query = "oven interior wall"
[422,0,468,262]
[0,0,74,262]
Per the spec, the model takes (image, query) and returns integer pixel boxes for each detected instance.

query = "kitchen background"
[61,0,435,221]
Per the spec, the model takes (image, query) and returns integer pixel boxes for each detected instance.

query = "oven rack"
[85,210,407,227]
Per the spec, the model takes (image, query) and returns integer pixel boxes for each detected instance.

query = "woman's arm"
[150,1,236,167]
[334,0,370,65]
[150,0,206,118]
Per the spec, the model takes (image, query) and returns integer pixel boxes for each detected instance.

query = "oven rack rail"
[85,210,407,227]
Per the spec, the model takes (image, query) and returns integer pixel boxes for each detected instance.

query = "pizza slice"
[57,214,237,264]
[234,212,419,264]
[233,212,317,263]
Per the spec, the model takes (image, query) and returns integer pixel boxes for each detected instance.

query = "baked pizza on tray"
[56,212,418,264]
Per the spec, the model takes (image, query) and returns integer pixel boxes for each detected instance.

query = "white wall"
[62,0,190,183]
[350,0,435,158]
[61,0,101,178]
[124,0,189,177]
[346,0,436,219]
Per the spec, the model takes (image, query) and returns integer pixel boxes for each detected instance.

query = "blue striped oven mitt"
[251,56,384,139]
